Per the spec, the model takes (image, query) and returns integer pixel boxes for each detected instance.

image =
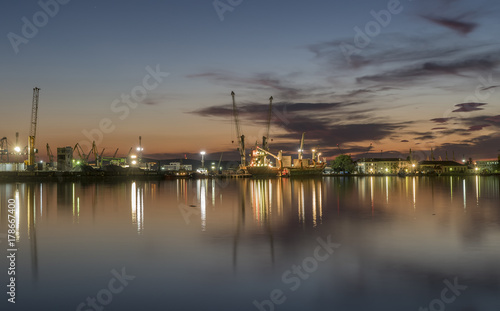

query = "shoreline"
[0,170,499,183]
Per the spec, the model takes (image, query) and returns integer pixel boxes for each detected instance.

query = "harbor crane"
[27,87,40,169]
[86,141,99,165]
[98,148,105,167]
[46,143,54,163]
[113,148,119,158]
[231,91,246,167]
[73,143,87,164]
[262,96,273,151]
[298,132,305,160]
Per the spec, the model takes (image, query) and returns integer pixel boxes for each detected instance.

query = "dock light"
[412,164,416,167]
[131,155,137,159]
[385,168,388,172]
[132,160,137,165]
[475,167,479,171]
[136,147,143,151]
[14,146,21,153]
[76,161,80,165]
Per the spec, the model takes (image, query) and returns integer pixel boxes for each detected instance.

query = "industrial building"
[57,147,73,171]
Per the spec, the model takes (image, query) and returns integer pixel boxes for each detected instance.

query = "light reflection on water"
[0,176,499,310]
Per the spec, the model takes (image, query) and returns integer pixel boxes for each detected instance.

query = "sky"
[1,0,500,162]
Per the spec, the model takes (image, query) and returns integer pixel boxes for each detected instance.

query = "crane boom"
[231,91,246,167]
[27,87,40,168]
[256,146,282,168]
[217,152,223,173]
[263,96,273,150]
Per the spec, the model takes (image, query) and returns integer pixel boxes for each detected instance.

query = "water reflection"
[131,182,144,234]
[0,176,499,310]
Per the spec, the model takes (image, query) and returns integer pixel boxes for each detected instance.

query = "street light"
[200,151,206,169]
[14,146,21,153]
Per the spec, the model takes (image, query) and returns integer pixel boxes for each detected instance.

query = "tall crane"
[27,87,40,169]
[298,132,305,160]
[231,91,246,167]
[262,96,273,151]
[73,143,87,164]
[86,141,99,165]
[46,143,54,163]
[98,148,105,167]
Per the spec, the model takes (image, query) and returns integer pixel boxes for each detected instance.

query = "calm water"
[1,176,499,311]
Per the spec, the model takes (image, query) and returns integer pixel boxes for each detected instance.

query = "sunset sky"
[1,0,499,161]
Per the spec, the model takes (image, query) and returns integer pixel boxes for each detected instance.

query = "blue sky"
[1,0,499,161]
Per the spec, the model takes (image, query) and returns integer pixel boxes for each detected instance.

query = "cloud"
[401,140,409,142]
[480,85,500,91]
[452,102,487,112]
[485,115,500,122]
[414,135,436,141]
[431,127,447,130]
[420,15,477,34]
[468,124,490,131]
[357,58,497,84]
[430,117,453,123]
[435,134,500,159]
[188,71,335,100]
[190,101,362,120]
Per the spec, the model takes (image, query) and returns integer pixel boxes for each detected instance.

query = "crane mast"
[231,91,246,167]
[27,87,40,168]
[298,132,305,160]
[262,96,273,151]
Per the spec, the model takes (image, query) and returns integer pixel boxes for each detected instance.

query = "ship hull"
[286,163,326,177]
[247,166,280,178]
